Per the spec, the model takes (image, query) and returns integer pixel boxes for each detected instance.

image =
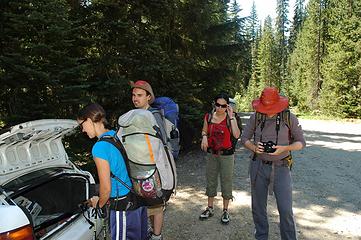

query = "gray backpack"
[109,109,177,206]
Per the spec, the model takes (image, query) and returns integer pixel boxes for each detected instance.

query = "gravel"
[162,117,361,240]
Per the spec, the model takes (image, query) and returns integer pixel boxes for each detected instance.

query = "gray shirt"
[241,112,306,162]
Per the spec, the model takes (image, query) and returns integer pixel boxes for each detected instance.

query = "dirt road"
[162,117,361,240]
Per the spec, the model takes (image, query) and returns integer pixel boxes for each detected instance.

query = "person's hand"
[88,196,99,208]
[268,145,288,155]
[201,136,208,152]
[226,105,234,117]
[254,142,264,153]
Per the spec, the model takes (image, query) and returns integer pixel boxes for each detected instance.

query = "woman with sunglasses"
[199,93,240,224]
[77,103,148,240]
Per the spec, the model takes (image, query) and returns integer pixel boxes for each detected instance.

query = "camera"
[262,141,276,153]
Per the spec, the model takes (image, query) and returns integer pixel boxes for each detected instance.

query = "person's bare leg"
[152,211,164,236]
[223,198,229,210]
[208,197,214,208]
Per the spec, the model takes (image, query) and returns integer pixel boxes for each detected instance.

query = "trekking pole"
[102,217,108,240]
[93,208,98,240]
[102,219,106,240]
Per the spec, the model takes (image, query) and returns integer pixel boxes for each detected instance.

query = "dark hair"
[214,93,229,104]
[77,103,109,126]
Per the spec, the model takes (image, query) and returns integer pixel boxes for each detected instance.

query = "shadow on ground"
[162,118,361,240]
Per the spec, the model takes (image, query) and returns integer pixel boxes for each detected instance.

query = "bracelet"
[230,118,235,120]
[201,132,207,137]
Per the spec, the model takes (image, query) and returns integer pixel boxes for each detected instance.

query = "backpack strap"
[209,109,231,131]
[206,109,214,125]
[97,136,133,192]
[254,112,266,142]
[280,109,293,170]
[255,112,266,131]
[280,109,291,129]
[234,112,242,132]
[149,108,168,144]
[207,110,232,134]
[253,111,282,145]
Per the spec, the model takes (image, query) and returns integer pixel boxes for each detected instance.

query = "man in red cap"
[241,87,306,240]
[130,80,165,240]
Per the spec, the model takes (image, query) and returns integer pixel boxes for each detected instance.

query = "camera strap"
[258,113,281,145]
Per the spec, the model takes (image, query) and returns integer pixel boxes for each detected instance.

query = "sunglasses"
[215,102,228,108]
[79,119,87,130]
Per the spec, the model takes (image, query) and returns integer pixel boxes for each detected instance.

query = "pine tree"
[289,0,306,52]
[241,2,261,111]
[288,0,328,112]
[0,0,89,124]
[275,0,289,89]
[257,16,277,88]
[319,0,361,117]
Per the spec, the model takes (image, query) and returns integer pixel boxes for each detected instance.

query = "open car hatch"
[0,119,78,185]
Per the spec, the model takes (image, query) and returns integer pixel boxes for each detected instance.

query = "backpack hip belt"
[109,192,140,211]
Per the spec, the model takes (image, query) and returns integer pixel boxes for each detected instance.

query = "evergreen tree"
[319,0,361,117]
[257,16,277,88]
[275,0,289,89]
[246,1,259,42]
[288,0,327,111]
[289,0,306,52]
[0,0,89,124]
[241,2,261,111]
[229,0,251,90]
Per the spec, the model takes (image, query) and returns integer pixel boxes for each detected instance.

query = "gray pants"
[250,159,297,240]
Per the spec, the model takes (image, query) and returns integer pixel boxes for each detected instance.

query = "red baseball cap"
[130,80,155,104]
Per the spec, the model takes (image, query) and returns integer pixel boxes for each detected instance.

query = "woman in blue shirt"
[77,103,147,240]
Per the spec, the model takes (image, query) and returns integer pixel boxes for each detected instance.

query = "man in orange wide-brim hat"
[241,87,306,240]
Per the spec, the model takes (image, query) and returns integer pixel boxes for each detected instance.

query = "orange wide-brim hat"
[130,80,155,104]
[252,87,289,114]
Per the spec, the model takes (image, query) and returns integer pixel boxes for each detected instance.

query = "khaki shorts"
[147,204,164,216]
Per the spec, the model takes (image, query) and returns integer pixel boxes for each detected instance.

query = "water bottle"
[170,126,179,139]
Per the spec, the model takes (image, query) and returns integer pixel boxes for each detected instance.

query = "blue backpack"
[151,97,180,159]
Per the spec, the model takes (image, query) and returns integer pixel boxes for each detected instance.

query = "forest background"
[0,0,360,164]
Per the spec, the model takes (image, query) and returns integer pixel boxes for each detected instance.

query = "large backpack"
[151,97,180,159]
[207,110,242,152]
[101,109,177,206]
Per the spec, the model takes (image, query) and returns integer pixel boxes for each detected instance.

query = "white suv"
[0,119,104,240]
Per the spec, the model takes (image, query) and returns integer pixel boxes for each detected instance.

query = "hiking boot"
[221,210,230,224]
[199,207,214,220]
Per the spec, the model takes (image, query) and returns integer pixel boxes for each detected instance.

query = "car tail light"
[0,225,34,240]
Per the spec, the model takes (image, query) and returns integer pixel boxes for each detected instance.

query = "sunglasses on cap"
[215,102,228,108]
